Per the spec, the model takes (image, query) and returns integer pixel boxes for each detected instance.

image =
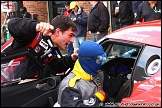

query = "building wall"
[23,1,48,22]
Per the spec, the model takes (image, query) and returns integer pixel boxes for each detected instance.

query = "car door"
[98,39,143,103]
[1,47,61,107]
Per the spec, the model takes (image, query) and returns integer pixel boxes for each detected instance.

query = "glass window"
[1,48,47,87]
[132,46,161,82]
[1,56,41,87]
[108,44,138,58]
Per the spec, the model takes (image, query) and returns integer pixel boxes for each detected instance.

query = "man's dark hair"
[51,15,77,33]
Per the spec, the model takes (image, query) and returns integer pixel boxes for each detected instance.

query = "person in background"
[132,1,143,23]
[63,2,73,56]
[55,40,107,107]
[112,1,134,54]
[69,1,88,53]
[64,2,72,16]
[135,1,161,24]
[112,1,134,30]
[20,7,31,18]
[33,14,39,22]
[4,15,78,81]
[88,1,110,42]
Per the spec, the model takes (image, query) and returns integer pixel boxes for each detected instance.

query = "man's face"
[65,5,70,10]
[55,28,76,50]
[72,6,78,12]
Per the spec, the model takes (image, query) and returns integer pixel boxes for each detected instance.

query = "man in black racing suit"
[4,15,78,80]
[55,41,108,107]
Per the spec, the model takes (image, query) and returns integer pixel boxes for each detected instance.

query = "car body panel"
[119,71,161,107]
[105,20,161,47]
[1,37,14,52]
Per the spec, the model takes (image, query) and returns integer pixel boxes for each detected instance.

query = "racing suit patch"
[39,39,49,50]
[83,98,96,106]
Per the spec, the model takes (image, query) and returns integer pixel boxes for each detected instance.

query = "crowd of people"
[1,1,161,107]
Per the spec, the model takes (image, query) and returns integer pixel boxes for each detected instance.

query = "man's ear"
[55,28,60,37]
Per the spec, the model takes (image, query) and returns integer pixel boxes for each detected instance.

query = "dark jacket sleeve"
[120,1,134,25]
[135,3,143,22]
[98,4,109,33]
[60,87,102,107]
[8,18,38,45]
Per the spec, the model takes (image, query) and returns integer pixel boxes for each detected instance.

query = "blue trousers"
[73,36,86,52]
[66,43,73,56]
[91,30,108,42]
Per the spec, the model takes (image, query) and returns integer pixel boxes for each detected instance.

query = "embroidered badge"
[34,46,41,53]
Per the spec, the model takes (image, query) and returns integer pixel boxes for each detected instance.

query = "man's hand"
[115,7,119,14]
[88,31,92,34]
[36,22,54,36]
[96,31,100,34]
[136,21,141,24]
[72,18,76,22]
[71,49,78,61]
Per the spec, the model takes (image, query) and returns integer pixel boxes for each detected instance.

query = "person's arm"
[132,1,137,14]
[8,18,38,44]
[121,1,134,25]
[112,2,118,17]
[98,5,110,33]
[8,18,54,45]
[76,11,88,26]
[135,3,143,24]
[60,87,106,107]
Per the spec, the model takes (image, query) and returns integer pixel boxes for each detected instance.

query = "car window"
[101,40,141,60]
[1,47,52,87]
[1,56,41,87]
[132,46,161,82]
[100,40,142,79]
[107,44,138,59]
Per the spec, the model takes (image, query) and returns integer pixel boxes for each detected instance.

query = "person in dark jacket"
[88,1,110,42]
[112,1,134,30]
[20,7,31,18]
[69,1,88,52]
[54,40,107,107]
[33,14,39,22]
[135,1,161,24]
[5,15,78,81]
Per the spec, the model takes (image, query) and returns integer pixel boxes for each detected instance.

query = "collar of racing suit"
[68,60,94,87]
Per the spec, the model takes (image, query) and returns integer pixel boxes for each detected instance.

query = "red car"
[98,20,161,107]
[1,20,161,107]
